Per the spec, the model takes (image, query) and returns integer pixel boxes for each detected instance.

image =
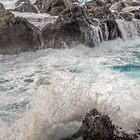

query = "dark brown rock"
[61,109,137,140]
[41,0,73,16]
[42,5,95,49]
[119,12,133,21]
[101,19,122,40]
[14,0,38,13]
[0,11,41,55]
[110,2,126,12]
[88,6,115,20]
[134,12,140,20]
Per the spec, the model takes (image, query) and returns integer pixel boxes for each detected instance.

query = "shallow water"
[0,38,140,140]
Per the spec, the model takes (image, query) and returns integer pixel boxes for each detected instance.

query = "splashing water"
[0,38,140,140]
[0,0,140,139]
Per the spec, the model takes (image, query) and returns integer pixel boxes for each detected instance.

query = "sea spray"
[0,39,140,139]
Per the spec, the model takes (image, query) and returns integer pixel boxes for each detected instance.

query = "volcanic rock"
[61,109,136,140]
[42,5,95,48]
[40,0,73,16]
[14,0,38,13]
[0,10,41,54]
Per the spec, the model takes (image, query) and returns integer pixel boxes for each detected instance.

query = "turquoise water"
[79,0,88,2]
[111,44,140,79]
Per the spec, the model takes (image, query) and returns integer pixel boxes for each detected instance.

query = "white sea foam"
[0,38,140,140]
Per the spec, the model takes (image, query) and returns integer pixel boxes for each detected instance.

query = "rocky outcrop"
[41,1,123,49]
[88,6,115,20]
[40,0,73,16]
[42,5,95,49]
[0,11,41,55]
[110,1,126,12]
[1,0,140,54]
[62,109,137,140]
[14,0,38,13]
[0,3,5,10]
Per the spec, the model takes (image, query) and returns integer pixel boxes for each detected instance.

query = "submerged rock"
[0,11,41,55]
[62,109,137,140]
[41,0,73,16]
[42,5,95,49]
[14,0,38,13]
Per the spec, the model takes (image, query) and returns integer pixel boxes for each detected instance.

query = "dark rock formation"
[119,12,133,21]
[127,1,140,6]
[110,1,126,12]
[0,10,41,55]
[14,0,38,13]
[0,3,5,10]
[88,6,115,20]
[85,0,104,8]
[34,0,43,10]
[61,109,137,140]
[42,5,95,49]
[101,19,122,40]
[41,0,123,49]
[40,0,73,16]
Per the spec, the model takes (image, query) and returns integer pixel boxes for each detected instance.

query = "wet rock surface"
[61,109,137,140]
[40,0,73,16]
[14,0,38,13]
[1,0,140,54]
[42,5,95,48]
[0,10,41,55]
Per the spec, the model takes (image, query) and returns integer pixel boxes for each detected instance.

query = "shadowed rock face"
[0,3,5,10]
[14,0,38,13]
[41,0,73,16]
[0,11,41,55]
[61,109,137,140]
[42,5,95,49]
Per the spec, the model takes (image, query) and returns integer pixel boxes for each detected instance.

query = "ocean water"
[0,38,140,140]
[0,0,140,140]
